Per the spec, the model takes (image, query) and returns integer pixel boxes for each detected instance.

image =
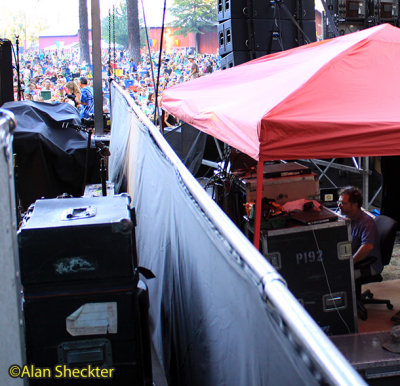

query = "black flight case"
[246,212,358,336]
[18,195,152,385]
[260,216,358,335]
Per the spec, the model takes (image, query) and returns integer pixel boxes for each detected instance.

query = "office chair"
[355,215,398,321]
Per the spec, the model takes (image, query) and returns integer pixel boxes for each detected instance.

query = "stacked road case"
[18,195,152,385]
[260,217,358,335]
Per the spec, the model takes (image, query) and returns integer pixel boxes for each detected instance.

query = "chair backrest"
[375,215,398,266]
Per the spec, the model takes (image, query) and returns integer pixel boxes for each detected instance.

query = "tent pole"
[253,159,264,250]
[161,110,165,136]
[363,157,369,209]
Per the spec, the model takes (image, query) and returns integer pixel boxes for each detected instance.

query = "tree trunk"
[79,0,91,65]
[195,32,200,53]
[127,0,140,64]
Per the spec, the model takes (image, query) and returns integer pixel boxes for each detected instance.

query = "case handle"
[61,206,97,221]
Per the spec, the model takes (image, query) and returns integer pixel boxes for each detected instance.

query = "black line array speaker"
[0,39,14,106]
[218,0,315,21]
[218,0,316,69]
[219,19,317,55]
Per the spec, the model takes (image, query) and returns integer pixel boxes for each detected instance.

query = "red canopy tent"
[161,23,400,248]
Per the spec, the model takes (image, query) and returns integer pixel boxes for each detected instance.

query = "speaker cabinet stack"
[0,39,14,106]
[218,0,316,69]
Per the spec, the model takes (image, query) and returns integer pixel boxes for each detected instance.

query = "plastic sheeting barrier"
[109,83,365,386]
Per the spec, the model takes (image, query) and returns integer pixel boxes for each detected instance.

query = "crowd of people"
[15,48,219,123]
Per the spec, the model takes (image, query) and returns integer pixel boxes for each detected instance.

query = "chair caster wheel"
[357,303,368,320]
[359,310,368,321]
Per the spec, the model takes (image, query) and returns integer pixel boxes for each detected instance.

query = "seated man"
[338,186,382,279]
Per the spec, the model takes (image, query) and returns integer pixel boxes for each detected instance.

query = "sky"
[1,0,173,39]
[1,0,322,41]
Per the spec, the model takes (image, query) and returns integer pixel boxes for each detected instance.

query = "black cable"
[277,0,312,44]
[108,9,113,119]
[107,8,111,62]
[246,0,256,60]
[11,37,23,101]
[113,5,116,78]
[311,228,351,334]
[269,1,284,53]
[82,128,93,196]
[154,0,167,126]
[140,0,157,108]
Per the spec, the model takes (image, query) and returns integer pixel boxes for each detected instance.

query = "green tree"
[1,7,48,49]
[101,3,148,62]
[169,0,217,52]
[101,3,129,49]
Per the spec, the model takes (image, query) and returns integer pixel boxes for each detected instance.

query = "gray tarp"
[110,84,318,385]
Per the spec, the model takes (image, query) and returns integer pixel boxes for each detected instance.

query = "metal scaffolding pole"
[363,157,369,208]
[91,0,104,134]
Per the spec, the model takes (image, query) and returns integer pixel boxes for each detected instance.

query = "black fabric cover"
[164,123,207,176]
[105,83,320,384]
[381,155,400,224]
[3,101,99,210]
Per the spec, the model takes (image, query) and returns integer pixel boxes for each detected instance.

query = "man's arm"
[353,242,374,264]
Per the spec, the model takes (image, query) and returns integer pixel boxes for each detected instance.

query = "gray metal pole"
[0,109,25,385]
[91,0,104,134]
[363,157,369,209]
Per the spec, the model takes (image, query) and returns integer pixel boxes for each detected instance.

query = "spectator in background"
[18,47,219,123]
[24,82,37,98]
[188,56,200,79]
[103,94,110,113]
[79,76,94,119]
[41,79,53,91]
[204,62,213,74]
[23,64,32,86]
[129,58,137,73]
[65,80,81,108]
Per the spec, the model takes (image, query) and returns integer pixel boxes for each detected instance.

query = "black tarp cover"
[111,85,318,385]
[109,95,207,192]
[164,123,207,176]
[3,101,99,209]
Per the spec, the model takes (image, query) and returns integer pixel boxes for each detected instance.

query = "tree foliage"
[101,2,147,62]
[169,0,217,36]
[101,3,129,48]
[0,4,50,49]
